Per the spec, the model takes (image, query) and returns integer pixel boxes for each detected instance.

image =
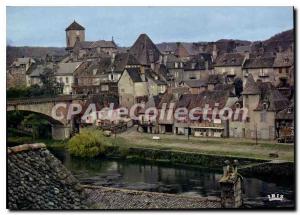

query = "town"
[6,16,295,210]
[7,20,294,143]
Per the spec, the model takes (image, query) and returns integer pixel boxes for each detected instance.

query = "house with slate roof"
[118,67,148,108]
[242,56,276,85]
[214,53,246,84]
[242,74,290,140]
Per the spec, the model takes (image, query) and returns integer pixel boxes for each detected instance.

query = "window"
[263,102,268,110]
[93,69,97,75]
[101,85,109,91]
[59,77,63,83]
[279,68,282,74]
[66,77,69,84]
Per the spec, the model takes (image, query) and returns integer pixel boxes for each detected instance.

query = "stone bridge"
[7,95,87,140]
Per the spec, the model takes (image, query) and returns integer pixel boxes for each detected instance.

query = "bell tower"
[65,20,85,50]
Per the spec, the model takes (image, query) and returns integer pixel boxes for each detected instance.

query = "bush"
[68,129,113,158]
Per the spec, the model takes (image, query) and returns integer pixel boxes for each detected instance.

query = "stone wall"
[126,147,267,169]
[7,143,87,210]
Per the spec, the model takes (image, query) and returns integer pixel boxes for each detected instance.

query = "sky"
[7,7,294,47]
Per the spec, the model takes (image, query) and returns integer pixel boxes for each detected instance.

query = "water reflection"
[51,148,294,207]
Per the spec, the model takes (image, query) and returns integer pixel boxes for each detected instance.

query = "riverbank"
[118,129,294,162]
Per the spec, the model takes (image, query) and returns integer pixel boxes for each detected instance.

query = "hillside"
[6,46,67,66]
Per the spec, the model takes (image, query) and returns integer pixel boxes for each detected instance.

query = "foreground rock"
[84,185,221,209]
[7,143,87,210]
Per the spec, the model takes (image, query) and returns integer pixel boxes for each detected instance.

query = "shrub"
[68,129,113,158]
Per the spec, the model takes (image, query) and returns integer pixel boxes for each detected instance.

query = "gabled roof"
[74,41,94,49]
[12,57,35,67]
[254,82,289,112]
[129,33,161,65]
[55,62,83,75]
[112,53,140,72]
[183,53,213,70]
[242,74,260,95]
[65,21,85,31]
[243,57,275,69]
[125,68,143,82]
[273,51,294,68]
[90,40,117,49]
[29,63,54,77]
[184,80,208,88]
[214,53,245,67]
[207,74,224,85]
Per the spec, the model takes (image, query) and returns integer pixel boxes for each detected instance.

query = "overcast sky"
[7,6,294,47]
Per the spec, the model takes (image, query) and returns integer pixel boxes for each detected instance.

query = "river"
[50,148,294,208]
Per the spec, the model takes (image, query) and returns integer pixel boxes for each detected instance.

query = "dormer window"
[93,69,97,75]
[235,103,241,109]
[284,58,289,63]
[263,102,268,110]
[287,107,292,113]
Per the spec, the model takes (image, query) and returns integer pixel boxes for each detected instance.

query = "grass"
[117,130,294,162]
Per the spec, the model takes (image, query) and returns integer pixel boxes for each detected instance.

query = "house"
[7,57,36,88]
[275,102,294,142]
[182,79,208,94]
[214,53,246,83]
[273,50,294,87]
[118,67,148,109]
[163,53,184,86]
[174,42,191,61]
[55,61,83,94]
[242,74,290,140]
[89,40,118,57]
[73,53,140,95]
[207,74,224,91]
[182,53,213,81]
[28,63,54,86]
[146,73,168,96]
[242,56,275,85]
[174,90,232,138]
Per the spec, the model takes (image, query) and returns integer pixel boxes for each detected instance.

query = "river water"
[51,148,294,208]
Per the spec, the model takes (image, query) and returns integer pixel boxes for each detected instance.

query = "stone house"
[273,50,294,87]
[28,63,54,86]
[90,40,118,57]
[242,56,275,86]
[55,61,83,94]
[163,53,184,87]
[182,53,213,81]
[182,80,208,94]
[7,57,36,88]
[174,89,234,138]
[73,53,140,95]
[146,74,167,96]
[118,67,148,109]
[242,74,290,140]
[275,102,294,141]
[214,53,246,84]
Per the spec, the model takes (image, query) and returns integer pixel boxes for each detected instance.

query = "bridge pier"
[51,125,71,140]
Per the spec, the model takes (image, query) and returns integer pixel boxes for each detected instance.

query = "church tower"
[65,20,85,50]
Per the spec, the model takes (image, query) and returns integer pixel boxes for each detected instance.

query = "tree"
[21,114,50,139]
[234,78,243,97]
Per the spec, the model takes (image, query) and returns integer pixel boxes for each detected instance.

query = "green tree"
[21,114,50,139]
[68,129,112,158]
